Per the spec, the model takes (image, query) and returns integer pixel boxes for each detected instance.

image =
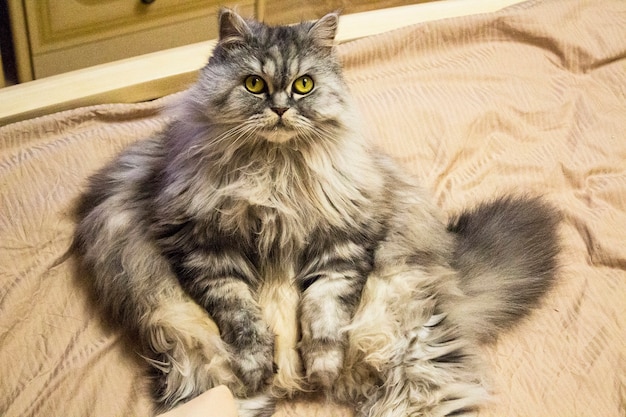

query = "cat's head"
[185,9,352,146]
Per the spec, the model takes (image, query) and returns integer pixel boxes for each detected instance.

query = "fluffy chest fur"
[154,130,384,279]
[213,154,366,255]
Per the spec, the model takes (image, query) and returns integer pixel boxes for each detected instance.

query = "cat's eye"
[244,75,267,94]
[292,75,314,95]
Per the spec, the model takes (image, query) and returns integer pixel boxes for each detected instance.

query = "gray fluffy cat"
[72,9,560,417]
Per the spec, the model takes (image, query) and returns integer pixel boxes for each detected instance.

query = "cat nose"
[270,107,289,117]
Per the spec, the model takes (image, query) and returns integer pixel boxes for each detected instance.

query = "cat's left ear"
[309,12,339,48]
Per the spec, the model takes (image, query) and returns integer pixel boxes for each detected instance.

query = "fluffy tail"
[447,196,560,343]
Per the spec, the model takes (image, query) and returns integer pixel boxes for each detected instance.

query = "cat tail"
[236,394,276,417]
[446,196,560,344]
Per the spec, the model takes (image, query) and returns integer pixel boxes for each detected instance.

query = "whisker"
[183,119,264,171]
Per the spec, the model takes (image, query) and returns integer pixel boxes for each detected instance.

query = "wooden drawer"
[18,0,256,79]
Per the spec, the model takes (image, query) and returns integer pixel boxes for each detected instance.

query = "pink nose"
[271,107,289,117]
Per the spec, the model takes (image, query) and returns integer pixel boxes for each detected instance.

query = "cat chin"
[258,128,297,144]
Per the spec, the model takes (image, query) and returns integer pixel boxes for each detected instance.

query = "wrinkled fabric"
[1,0,625,416]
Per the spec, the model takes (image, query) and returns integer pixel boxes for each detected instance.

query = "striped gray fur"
[72,9,560,417]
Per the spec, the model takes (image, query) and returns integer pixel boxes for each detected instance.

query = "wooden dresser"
[6,0,256,82]
[4,0,419,84]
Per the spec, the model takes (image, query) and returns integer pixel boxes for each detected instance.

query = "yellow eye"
[244,75,266,94]
[292,75,314,95]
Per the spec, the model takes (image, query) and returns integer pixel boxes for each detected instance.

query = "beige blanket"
[1,0,625,416]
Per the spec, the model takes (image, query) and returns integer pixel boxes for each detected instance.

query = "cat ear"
[309,12,339,47]
[218,8,252,44]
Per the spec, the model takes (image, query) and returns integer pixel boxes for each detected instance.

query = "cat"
[71,9,560,417]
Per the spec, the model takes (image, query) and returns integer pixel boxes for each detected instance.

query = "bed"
[1,0,625,416]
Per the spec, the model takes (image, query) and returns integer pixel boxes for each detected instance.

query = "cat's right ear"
[218,8,252,45]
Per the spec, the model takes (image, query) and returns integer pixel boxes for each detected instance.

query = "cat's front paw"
[302,341,344,390]
[229,325,276,394]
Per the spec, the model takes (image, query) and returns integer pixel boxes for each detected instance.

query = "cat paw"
[214,308,276,395]
[302,342,344,390]
[144,302,246,410]
[227,321,275,395]
[150,333,244,411]
[231,342,276,394]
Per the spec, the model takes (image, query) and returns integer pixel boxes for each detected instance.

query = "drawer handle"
[141,0,156,4]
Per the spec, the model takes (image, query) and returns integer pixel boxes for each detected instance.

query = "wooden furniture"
[6,0,258,82]
[0,45,4,88]
[5,0,423,84]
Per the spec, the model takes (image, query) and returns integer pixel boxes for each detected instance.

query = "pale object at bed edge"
[0,0,525,126]
[156,386,238,417]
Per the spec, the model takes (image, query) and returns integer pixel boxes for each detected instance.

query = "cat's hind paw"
[149,332,244,411]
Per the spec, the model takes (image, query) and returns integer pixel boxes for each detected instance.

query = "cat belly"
[257,264,304,397]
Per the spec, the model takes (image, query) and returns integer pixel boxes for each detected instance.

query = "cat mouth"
[259,120,296,144]
[262,125,295,143]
